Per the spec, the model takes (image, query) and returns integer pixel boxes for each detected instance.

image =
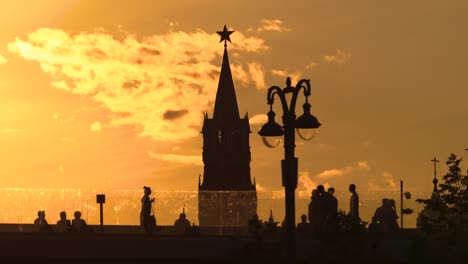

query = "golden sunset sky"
[0,0,467,225]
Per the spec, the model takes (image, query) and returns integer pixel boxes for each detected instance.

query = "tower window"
[218,130,222,143]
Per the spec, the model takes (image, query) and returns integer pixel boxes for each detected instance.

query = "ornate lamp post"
[258,77,321,259]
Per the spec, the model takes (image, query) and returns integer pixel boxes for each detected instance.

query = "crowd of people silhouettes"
[33,210,88,233]
[307,184,340,234]
[31,184,399,236]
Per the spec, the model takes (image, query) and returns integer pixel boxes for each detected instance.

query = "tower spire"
[431,157,439,192]
[213,25,239,126]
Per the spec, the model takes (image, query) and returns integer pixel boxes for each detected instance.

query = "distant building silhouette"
[198,26,257,227]
[416,170,448,232]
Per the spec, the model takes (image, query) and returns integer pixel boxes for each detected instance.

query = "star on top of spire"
[217,25,234,47]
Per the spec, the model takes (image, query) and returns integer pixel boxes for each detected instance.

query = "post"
[282,112,297,260]
[96,194,105,233]
[400,179,403,229]
[260,78,319,261]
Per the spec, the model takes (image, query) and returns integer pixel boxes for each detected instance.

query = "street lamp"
[258,77,321,259]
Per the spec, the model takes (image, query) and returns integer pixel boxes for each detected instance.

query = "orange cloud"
[316,167,353,179]
[357,160,371,170]
[249,114,268,125]
[248,62,266,89]
[298,171,318,193]
[305,62,318,70]
[323,49,352,65]
[367,172,399,192]
[271,69,302,83]
[8,28,269,143]
[255,19,291,32]
[314,161,371,180]
[383,172,397,189]
[147,151,202,166]
[298,171,333,199]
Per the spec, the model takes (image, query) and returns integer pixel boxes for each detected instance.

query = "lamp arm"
[267,86,289,114]
[289,79,311,113]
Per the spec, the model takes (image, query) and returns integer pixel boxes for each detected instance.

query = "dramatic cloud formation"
[8,28,269,143]
[147,151,203,166]
[0,53,6,64]
[323,49,352,65]
[253,19,291,32]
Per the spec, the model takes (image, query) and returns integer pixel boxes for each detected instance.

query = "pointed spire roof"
[213,25,240,125]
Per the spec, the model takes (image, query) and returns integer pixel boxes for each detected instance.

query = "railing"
[0,188,429,228]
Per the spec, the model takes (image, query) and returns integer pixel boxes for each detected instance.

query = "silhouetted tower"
[198,25,257,227]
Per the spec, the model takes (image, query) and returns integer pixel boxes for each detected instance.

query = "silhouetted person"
[34,210,51,233]
[56,211,71,233]
[174,212,191,235]
[316,185,328,231]
[327,187,338,217]
[373,199,385,232]
[326,187,338,232]
[296,214,309,237]
[348,184,360,222]
[308,189,320,233]
[373,198,399,233]
[140,186,156,234]
[72,211,87,232]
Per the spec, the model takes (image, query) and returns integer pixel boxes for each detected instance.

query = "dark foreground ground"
[0,225,467,263]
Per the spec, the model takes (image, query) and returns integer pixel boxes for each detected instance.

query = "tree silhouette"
[416,153,468,233]
[439,154,468,232]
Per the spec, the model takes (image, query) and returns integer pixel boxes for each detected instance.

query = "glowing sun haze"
[8,28,268,142]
